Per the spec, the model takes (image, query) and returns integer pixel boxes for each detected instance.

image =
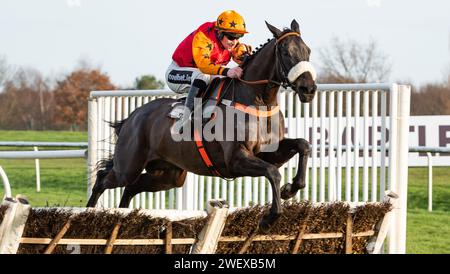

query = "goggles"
[223,32,243,40]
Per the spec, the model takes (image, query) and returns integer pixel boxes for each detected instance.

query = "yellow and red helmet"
[216,10,248,34]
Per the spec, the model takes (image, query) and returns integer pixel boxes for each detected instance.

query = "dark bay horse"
[87,20,317,231]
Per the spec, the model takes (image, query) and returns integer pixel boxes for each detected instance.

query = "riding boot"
[184,85,198,113]
[174,85,201,134]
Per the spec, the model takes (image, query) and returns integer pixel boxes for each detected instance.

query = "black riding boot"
[184,85,199,114]
[175,79,206,134]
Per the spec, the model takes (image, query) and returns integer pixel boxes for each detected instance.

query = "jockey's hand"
[244,44,253,55]
[227,67,243,79]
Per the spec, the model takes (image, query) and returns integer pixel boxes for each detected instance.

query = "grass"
[0,130,449,253]
[408,167,450,212]
[0,158,87,207]
[0,130,87,142]
[406,209,450,254]
[0,130,88,206]
[406,167,450,254]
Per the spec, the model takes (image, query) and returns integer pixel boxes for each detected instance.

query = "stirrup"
[172,110,192,134]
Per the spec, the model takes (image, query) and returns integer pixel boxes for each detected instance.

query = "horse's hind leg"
[119,164,187,208]
[118,173,161,208]
[257,138,310,200]
[87,169,126,207]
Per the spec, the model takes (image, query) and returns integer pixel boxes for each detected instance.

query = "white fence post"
[34,147,40,192]
[183,173,195,210]
[427,152,433,212]
[87,97,98,199]
[389,84,411,254]
[0,166,12,199]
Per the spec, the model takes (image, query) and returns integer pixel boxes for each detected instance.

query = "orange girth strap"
[213,80,279,117]
[233,103,280,117]
[193,128,222,177]
[221,99,280,117]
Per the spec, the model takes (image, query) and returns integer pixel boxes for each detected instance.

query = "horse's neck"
[238,41,280,107]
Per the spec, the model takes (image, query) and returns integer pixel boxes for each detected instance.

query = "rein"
[237,77,281,87]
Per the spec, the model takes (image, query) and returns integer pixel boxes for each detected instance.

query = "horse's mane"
[241,28,293,68]
[241,38,272,66]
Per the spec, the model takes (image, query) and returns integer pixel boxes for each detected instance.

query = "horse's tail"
[95,157,114,185]
[108,118,128,137]
[94,118,127,184]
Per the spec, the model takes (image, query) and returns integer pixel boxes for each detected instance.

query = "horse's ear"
[291,19,300,33]
[265,21,282,38]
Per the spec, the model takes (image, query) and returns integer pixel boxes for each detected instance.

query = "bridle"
[238,31,301,89]
[274,32,301,89]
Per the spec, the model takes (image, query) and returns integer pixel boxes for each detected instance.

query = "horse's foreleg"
[257,138,311,200]
[230,151,282,232]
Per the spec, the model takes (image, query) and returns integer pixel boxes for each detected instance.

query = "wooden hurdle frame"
[0,192,397,254]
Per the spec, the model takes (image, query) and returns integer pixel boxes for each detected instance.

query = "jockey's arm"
[192,32,229,76]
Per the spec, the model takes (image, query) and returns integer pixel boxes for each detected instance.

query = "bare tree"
[0,67,54,130]
[447,66,450,86]
[411,83,450,115]
[0,55,9,88]
[446,32,450,87]
[317,36,392,83]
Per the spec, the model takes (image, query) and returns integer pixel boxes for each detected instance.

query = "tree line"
[0,37,449,131]
[0,59,164,131]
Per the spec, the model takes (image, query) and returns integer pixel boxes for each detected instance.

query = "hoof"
[258,213,281,233]
[281,184,296,200]
[258,219,271,233]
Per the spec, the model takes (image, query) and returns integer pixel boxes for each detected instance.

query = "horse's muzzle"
[296,84,317,103]
[292,71,316,103]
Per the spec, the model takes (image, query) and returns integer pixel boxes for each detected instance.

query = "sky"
[0,0,449,88]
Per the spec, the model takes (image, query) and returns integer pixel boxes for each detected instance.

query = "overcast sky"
[0,0,449,88]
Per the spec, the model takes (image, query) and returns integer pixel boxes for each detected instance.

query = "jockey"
[166,10,252,129]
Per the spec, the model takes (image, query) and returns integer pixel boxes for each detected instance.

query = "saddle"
[168,77,230,122]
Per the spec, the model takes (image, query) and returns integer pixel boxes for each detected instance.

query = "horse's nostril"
[308,84,317,94]
[298,85,316,95]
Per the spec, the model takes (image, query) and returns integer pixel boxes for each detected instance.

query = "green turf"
[406,209,450,254]
[0,130,449,253]
[0,130,88,206]
[0,158,87,207]
[0,130,87,142]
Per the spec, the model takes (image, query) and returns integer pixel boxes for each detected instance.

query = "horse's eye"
[282,50,289,56]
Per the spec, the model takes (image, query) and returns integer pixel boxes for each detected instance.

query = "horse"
[87,19,317,232]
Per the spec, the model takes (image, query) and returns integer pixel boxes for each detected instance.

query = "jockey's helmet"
[216,10,248,34]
